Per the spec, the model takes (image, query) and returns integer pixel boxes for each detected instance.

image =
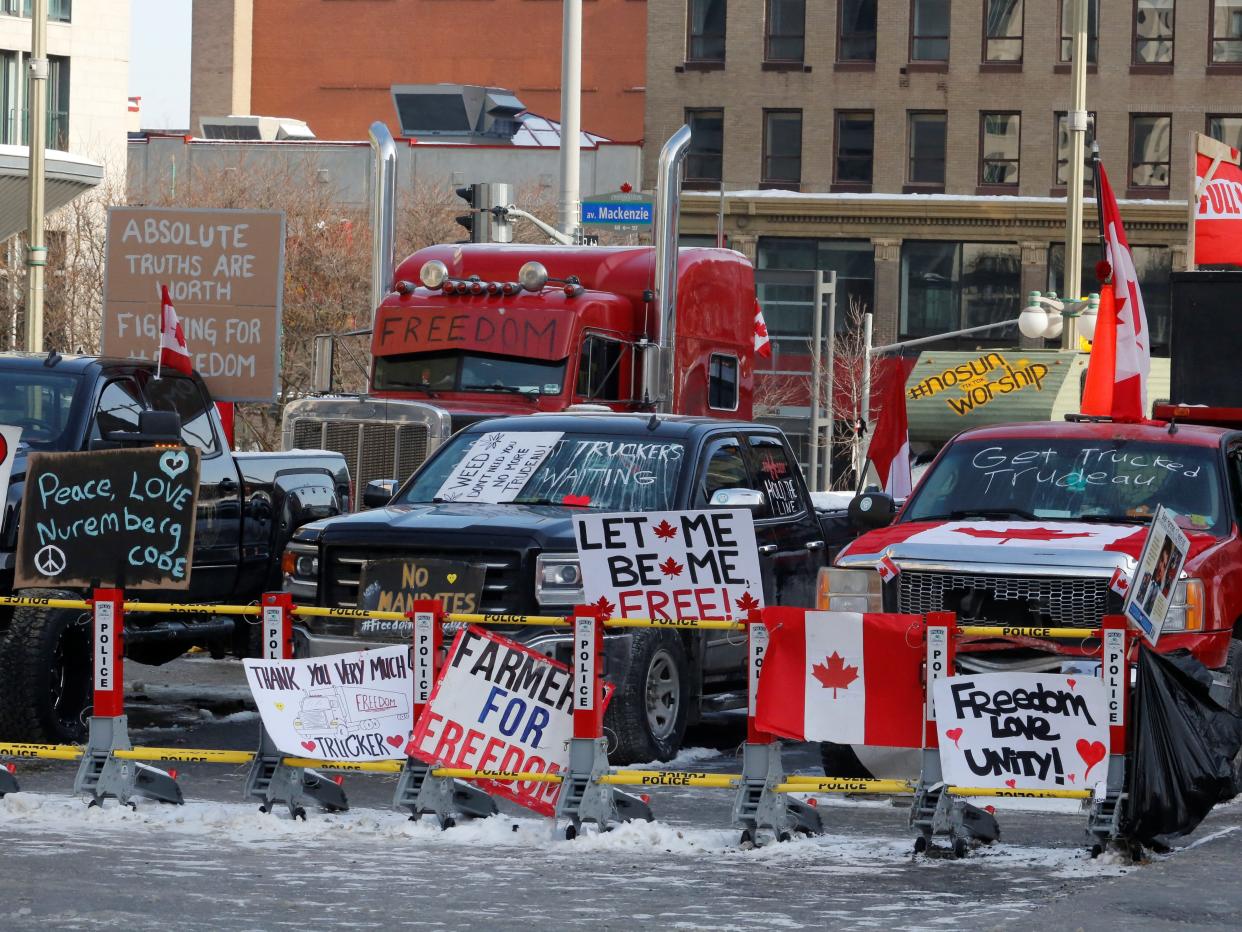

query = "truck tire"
[821,742,873,779]
[0,590,93,743]
[606,632,690,764]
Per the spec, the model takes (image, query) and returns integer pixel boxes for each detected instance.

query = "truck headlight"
[281,543,320,600]
[536,554,583,608]
[1162,578,1203,632]
[816,566,884,613]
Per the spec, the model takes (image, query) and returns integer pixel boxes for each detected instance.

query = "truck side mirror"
[104,410,183,447]
[848,492,896,530]
[709,488,766,510]
[362,478,397,509]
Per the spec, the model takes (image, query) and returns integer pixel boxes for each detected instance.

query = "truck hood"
[312,501,579,552]
[837,519,1223,574]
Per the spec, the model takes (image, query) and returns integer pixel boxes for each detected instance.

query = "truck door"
[742,432,823,609]
[142,374,241,600]
[693,434,758,679]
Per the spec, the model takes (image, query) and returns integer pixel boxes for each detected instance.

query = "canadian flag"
[754,608,925,747]
[158,284,192,375]
[1080,161,1150,420]
[753,299,771,359]
[868,362,912,498]
[875,555,900,583]
[1109,567,1130,598]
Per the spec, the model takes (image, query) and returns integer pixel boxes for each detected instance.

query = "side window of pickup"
[745,434,805,521]
[144,375,220,456]
[696,436,751,507]
[94,378,145,436]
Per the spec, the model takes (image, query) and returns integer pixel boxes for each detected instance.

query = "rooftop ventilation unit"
[390,84,525,143]
[199,116,316,141]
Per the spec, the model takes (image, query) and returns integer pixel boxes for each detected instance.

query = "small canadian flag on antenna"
[876,555,900,583]
[1108,567,1130,598]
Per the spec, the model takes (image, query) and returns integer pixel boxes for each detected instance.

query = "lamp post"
[24,0,48,352]
[1063,0,1090,348]
[1018,291,1100,344]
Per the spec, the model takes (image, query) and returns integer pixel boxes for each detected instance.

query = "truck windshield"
[374,351,565,396]
[0,369,81,450]
[903,439,1227,535]
[399,431,686,511]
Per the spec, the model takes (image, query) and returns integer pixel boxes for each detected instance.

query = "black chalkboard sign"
[358,557,485,617]
[15,447,200,590]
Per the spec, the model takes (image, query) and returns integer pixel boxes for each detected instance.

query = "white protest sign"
[244,646,412,761]
[574,508,763,619]
[0,426,20,535]
[408,626,575,816]
[934,673,1109,792]
[1124,505,1190,646]
[435,431,563,503]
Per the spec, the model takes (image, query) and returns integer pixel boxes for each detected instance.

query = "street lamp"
[1018,291,1099,343]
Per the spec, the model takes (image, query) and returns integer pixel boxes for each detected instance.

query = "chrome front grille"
[896,570,1114,628]
[290,418,430,490]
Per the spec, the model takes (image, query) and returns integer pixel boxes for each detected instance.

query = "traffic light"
[455,183,486,243]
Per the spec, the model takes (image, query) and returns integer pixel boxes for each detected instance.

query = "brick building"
[190,0,647,143]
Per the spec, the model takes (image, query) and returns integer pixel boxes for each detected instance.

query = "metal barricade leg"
[732,613,822,845]
[74,589,183,807]
[245,593,348,818]
[1086,617,1134,858]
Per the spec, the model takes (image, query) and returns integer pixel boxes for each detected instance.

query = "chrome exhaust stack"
[646,124,692,412]
[369,121,398,324]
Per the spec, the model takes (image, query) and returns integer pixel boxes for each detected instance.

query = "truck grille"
[324,546,526,614]
[896,571,1114,629]
[291,418,429,489]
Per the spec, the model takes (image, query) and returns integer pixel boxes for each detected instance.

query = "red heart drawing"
[945,727,964,748]
[386,735,404,748]
[1005,778,1017,789]
[562,494,591,507]
[1068,773,1077,783]
[1076,738,1107,779]
[300,740,316,752]
[1067,678,1076,689]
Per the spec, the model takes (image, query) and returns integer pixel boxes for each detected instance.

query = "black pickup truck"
[0,353,350,742]
[283,412,852,761]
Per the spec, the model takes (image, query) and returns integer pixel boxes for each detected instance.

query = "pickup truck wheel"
[605,632,690,764]
[0,590,92,743]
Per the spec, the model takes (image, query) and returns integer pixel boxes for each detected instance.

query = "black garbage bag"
[1122,646,1242,844]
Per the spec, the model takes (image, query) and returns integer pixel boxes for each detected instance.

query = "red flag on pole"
[867,363,912,498]
[753,299,771,359]
[159,285,192,376]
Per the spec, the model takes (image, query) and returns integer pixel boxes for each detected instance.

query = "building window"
[908,111,947,187]
[1134,0,1174,64]
[2,0,71,20]
[688,0,727,63]
[835,111,874,186]
[1060,0,1099,63]
[684,109,723,186]
[708,355,739,410]
[911,0,950,61]
[984,0,1023,62]
[838,0,877,62]
[762,109,802,189]
[1130,114,1171,189]
[0,51,69,148]
[765,0,805,62]
[900,242,1021,344]
[1213,2,1242,63]
[1208,114,1242,150]
[1055,110,1097,186]
[980,113,1020,186]
[1050,242,1172,356]
[47,55,69,150]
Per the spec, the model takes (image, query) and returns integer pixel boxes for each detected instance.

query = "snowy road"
[2,656,1240,930]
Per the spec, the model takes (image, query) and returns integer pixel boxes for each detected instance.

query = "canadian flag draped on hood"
[158,284,193,376]
[1081,161,1150,420]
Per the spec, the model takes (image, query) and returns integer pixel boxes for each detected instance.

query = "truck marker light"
[487,282,502,295]
[394,280,414,296]
[502,282,518,295]
[470,281,485,295]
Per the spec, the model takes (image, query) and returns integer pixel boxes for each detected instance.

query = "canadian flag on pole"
[1080,161,1150,420]
[753,299,771,359]
[867,363,912,498]
[158,284,192,376]
[754,608,925,747]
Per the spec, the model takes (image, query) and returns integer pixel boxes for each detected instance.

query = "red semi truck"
[283,128,759,495]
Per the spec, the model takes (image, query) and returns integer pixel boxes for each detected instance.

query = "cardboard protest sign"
[0,425,20,533]
[15,447,199,590]
[933,673,1110,792]
[435,431,562,503]
[1191,132,1242,268]
[574,509,763,619]
[407,626,577,815]
[101,207,285,402]
[1124,505,1190,646]
[358,557,485,618]
[244,645,412,761]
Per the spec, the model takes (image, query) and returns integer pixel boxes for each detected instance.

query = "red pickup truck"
[819,416,1242,775]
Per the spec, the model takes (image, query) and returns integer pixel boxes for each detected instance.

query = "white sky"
[128,0,192,130]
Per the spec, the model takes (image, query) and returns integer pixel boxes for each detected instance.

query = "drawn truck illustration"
[0,353,350,744]
[817,269,1242,779]
[283,128,762,504]
[294,687,408,737]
